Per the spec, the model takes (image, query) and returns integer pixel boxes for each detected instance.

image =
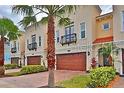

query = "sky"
[0,5,113,30]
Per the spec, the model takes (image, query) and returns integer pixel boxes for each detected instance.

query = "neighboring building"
[92,12,113,67]
[4,39,11,64]
[10,31,25,66]
[24,23,47,67]
[24,5,101,71]
[113,5,124,75]
[55,5,101,71]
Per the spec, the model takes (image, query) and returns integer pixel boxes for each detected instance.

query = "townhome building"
[55,5,101,71]
[24,23,47,67]
[24,5,101,72]
[10,31,25,66]
[92,12,113,67]
[4,38,11,64]
[113,5,124,75]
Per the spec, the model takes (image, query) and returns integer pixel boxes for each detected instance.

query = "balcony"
[60,33,77,45]
[28,42,37,50]
[11,47,17,53]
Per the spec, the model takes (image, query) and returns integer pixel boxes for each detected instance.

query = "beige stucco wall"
[25,23,48,66]
[55,5,101,70]
[113,5,124,75]
[113,5,124,44]
[95,14,113,39]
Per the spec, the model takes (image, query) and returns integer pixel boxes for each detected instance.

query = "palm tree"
[12,5,76,87]
[100,43,117,66]
[0,18,20,76]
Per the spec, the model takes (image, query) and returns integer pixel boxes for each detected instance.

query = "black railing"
[28,42,37,50]
[11,47,17,53]
[61,33,77,45]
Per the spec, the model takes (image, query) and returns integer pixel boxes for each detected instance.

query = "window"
[56,31,59,43]
[18,42,19,51]
[65,25,74,35]
[102,23,110,31]
[27,39,29,48]
[32,35,36,43]
[39,36,41,46]
[65,25,74,42]
[122,11,124,32]
[80,22,85,38]
[14,41,16,48]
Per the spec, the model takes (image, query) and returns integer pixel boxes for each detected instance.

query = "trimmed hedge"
[20,65,46,75]
[87,67,116,88]
[4,64,18,70]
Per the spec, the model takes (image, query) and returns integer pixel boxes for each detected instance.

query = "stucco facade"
[113,5,124,75]
[55,5,101,70]
[10,31,25,66]
[24,23,48,66]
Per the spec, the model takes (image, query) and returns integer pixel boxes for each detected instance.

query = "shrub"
[87,67,116,88]
[4,64,18,70]
[20,65,46,75]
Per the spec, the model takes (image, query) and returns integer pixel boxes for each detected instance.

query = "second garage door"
[56,52,86,71]
[27,56,41,65]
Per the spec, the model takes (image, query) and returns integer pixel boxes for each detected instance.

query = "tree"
[12,5,76,87]
[0,18,20,76]
[100,43,117,66]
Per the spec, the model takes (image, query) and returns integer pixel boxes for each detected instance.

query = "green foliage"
[0,18,20,40]
[4,64,18,70]
[20,65,46,75]
[12,5,77,28]
[87,67,116,88]
[57,75,91,88]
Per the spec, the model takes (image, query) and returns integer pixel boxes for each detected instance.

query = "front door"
[122,49,124,74]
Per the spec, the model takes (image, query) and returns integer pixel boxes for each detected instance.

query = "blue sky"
[0,5,113,29]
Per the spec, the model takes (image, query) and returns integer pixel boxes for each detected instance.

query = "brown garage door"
[56,52,86,71]
[27,56,41,65]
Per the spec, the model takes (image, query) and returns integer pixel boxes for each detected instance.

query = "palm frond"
[12,5,34,16]
[39,16,48,24]
[18,15,37,28]
[58,17,71,26]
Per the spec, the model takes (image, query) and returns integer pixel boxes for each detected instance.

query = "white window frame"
[102,22,110,31]
[121,11,124,32]
[80,22,86,39]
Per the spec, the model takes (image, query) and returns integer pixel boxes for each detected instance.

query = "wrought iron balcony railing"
[60,33,77,45]
[28,42,37,50]
[11,47,17,53]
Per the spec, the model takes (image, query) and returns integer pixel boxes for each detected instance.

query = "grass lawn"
[57,75,91,88]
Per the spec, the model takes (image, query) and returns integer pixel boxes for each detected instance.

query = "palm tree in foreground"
[0,18,20,76]
[12,5,76,87]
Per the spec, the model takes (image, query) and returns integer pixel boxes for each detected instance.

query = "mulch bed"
[107,75,120,88]
[98,75,120,88]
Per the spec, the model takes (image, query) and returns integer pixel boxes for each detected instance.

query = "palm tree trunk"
[47,16,55,87]
[0,37,5,76]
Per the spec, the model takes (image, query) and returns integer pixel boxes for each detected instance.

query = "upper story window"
[18,42,19,51]
[65,24,74,35]
[27,39,29,48]
[80,22,86,38]
[122,11,124,32]
[56,31,59,43]
[14,41,16,48]
[32,35,36,43]
[102,23,110,31]
[39,36,41,46]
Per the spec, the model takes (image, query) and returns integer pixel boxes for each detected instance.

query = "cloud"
[0,5,113,30]
[0,5,23,30]
[100,5,113,14]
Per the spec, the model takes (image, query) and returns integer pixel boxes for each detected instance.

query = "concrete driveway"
[0,70,85,88]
